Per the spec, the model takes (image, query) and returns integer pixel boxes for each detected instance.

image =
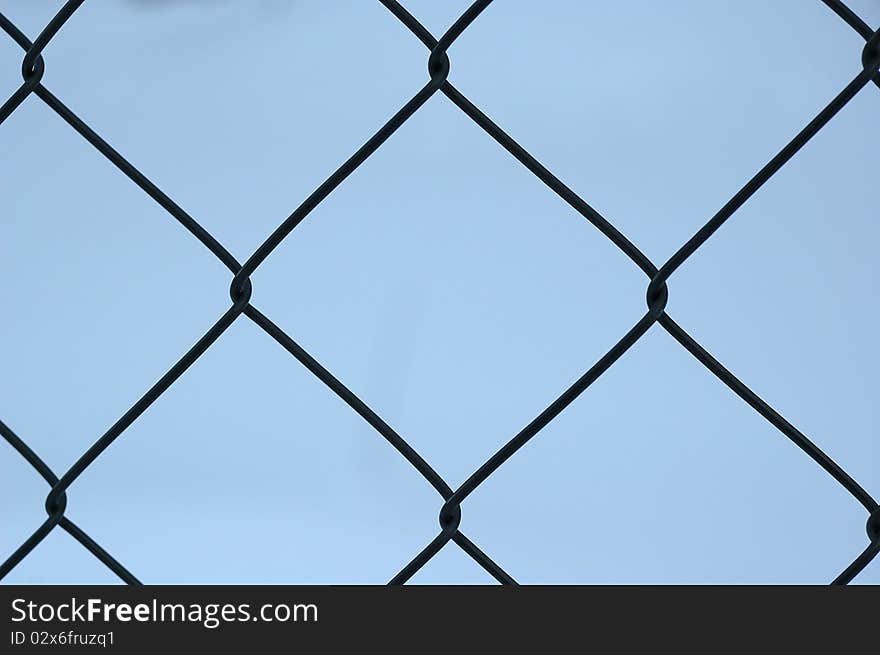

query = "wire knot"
[867,508,880,543]
[229,273,253,306]
[44,487,67,519]
[427,47,450,84]
[20,49,45,84]
[645,275,669,317]
[438,502,461,533]
[862,30,880,74]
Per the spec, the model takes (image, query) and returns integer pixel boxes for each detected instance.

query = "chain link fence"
[2,0,879,585]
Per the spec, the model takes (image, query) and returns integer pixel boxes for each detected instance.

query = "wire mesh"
[1,0,878,586]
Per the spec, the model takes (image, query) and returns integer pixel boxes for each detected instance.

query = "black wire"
[821,0,875,40]
[0,420,141,584]
[1,0,877,586]
[819,0,880,89]
[1,0,512,586]
[378,0,879,585]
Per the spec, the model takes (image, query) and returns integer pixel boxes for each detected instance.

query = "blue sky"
[1,0,878,584]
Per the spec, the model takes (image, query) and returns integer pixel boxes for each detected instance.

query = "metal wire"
[1,0,878,586]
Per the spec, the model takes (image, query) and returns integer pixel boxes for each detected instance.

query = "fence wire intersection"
[1,0,878,585]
